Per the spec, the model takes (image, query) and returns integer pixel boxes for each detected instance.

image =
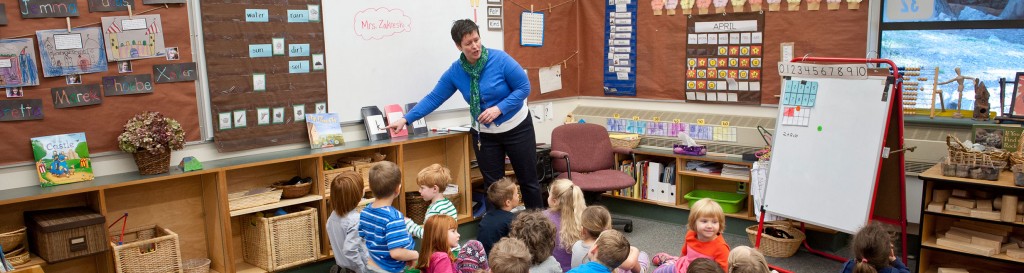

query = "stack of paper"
[721,164,751,179]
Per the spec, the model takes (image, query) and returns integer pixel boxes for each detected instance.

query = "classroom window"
[879,0,1024,112]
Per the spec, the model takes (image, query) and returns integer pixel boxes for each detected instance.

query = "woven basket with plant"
[118,112,186,175]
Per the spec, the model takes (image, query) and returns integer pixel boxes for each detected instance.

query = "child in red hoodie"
[651,198,730,273]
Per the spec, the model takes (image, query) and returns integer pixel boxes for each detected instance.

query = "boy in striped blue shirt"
[360,161,419,272]
[406,163,458,238]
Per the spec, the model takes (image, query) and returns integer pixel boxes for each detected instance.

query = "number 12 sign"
[884,0,933,21]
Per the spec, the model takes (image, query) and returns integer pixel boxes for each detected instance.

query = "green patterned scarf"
[460,47,489,128]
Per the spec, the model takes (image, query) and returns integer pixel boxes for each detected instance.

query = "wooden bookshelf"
[0,133,473,273]
[917,163,1024,272]
[608,147,756,220]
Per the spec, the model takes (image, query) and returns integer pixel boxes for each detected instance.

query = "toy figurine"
[937,67,975,118]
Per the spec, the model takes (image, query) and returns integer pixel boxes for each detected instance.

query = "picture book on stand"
[305,113,345,149]
[31,132,94,187]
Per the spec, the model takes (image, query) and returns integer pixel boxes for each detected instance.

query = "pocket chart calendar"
[603,0,637,96]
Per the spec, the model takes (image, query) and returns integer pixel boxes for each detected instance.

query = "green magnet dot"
[817,125,823,132]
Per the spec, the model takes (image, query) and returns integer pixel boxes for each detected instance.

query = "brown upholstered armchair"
[550,123,636,232]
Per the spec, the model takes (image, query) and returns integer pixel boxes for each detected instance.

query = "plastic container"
[683,190,747,213]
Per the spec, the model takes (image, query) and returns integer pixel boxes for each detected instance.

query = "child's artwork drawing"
[31,132,95,187]
[36,27,108,77]
[0,38,40,88]
[101,14,165,61]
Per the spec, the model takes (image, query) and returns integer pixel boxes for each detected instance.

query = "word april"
[711,23,737,31]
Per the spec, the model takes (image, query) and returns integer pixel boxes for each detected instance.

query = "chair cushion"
[556,170,636,192]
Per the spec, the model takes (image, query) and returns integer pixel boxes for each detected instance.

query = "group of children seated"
[325,162,909,273]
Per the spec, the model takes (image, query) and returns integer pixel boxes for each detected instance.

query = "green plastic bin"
[683,190,747,213]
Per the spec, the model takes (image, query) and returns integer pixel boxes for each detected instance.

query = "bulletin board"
[200,0,327,152]
[0,1,200,166]
[508,0,869,105]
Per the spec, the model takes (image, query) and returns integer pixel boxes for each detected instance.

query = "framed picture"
[1011,72,1024,117]
[165,47,180,60]
[66,74,82,85]
[118,61,133,73]
[487,19,502,30]
[487,6,502,17]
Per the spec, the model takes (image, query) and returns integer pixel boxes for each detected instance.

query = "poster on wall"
[603,0,637,96]
[101,15,166,61]
[0,39,41,88]
[683,13,765,105]
[36,27,108,77]
[88,0,134,12]
[19,0,80,19]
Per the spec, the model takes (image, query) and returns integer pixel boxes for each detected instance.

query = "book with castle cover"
[31,132,94,187]
[305,113,345,149]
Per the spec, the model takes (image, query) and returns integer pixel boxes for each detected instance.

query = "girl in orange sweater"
[651,198,730,273]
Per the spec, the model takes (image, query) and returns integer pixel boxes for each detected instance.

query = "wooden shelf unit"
[916,164,1024,272]
[603,148,756,221]
[0,133,472,273]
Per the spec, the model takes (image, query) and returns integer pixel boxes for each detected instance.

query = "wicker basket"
[182,258,211,273]
[609,133,641,149]
[405,191,462,225]
[323,166,356,195]
[745,223,806,258]
[272,181,312,199]
[110,225,183,273]
[0,226,26,251]
[946,135,1009,166]
[4,244,29,266]
[132,147,171,175]
[228,189,283,211]
[241,206,320,271]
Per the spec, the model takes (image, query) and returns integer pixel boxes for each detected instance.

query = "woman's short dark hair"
[451,19,479,45]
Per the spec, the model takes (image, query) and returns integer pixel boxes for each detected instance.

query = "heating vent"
[905,161,934,175]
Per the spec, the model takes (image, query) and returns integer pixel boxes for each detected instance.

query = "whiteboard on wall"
[763,76,893,234]
[323,0,504,122]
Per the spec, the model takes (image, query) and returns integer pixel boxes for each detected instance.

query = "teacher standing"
[387,19,542,209]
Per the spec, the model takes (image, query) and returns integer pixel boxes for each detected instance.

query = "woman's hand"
[386,118,407,132]
[477,106,502,124]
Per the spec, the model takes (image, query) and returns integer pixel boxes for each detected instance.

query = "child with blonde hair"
[726,246,770,273]
[544,179,587,271]
[407,164,458,238]
[507,210,561,273]
[651,198,730,273]
[567,230,632,273]
[840,222,909,273]
[570,206,648,273]
[685,258,723,273]
[326,171,370,273]
[490,238,533,273]
[416,215,489,273]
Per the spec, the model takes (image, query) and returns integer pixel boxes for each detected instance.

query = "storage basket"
[946,135,1009,166]
[24,207,107,263]
[241,206,320,271]
[133,147,171,175]
[0,226,26,251]
[354,162,379,190]
[4,244,29,266]
[182,258,211,273]
[609,133,641,149]
[405,191,462,225]
[228,188,283,211]
[110,225,183,273]
[272,181,312,199]
[683,190,747,213]
[323,166,356,195]
[745,223,806,258]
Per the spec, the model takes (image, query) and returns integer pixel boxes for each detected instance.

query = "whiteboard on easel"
[764,75,893,234]
[322,0,503,122]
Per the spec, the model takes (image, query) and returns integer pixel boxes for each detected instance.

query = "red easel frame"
[755,57,909,268]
